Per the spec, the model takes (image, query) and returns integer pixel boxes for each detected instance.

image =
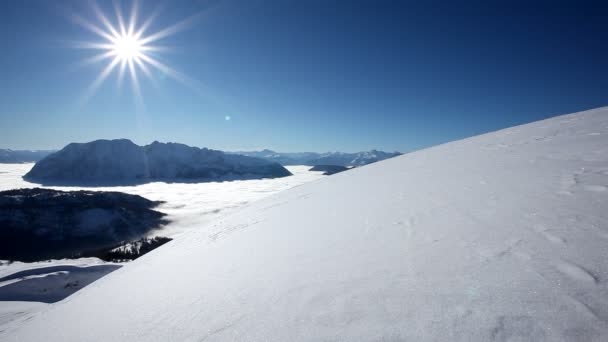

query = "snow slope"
[3,107,608,341]
[0,258,120,333]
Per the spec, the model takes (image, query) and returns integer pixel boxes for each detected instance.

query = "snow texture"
[3,107,608,341]
[0,166,323,333]
[0,258,119,333]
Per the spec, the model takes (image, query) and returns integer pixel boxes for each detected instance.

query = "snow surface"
[0,258,120,333]
[3,107,608,341]
[0,165,324,332]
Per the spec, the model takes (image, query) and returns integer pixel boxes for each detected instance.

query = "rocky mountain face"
[23,139,292,185]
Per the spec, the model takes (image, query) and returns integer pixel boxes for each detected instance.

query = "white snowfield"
[3,107,608,341]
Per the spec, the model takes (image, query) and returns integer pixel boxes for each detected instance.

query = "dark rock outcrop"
[0,188,168,261]
[83,236,173,262]
[309,165,349,175]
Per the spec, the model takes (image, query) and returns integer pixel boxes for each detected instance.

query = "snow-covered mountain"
[232,149,321,165]
[24,140,292,185]
[0,149,55,163]
[233,149,401,166]
[309,150,402,166]
[4,107,608,341]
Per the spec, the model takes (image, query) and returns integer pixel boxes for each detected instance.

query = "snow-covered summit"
[311,149,402,166]
[4,107,608,341]
[0,149,55,163]
[23,139,291,185]
[233,149,401,166]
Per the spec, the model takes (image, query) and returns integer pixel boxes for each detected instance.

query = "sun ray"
[73,0,202,104]
[138,13,202,46]
[127,0,138,36]
[79,56,121,106]
[137,54,197,89]
[133,6,160,40]
[90,0,121,39]
[128,58,145,111]
[80,50,116,66]
[72,42,115,50]
[133,57,153,80]
[71,13,116,42]
[139,45,170,53]
[117,59,128,91]
[113,0,128,37]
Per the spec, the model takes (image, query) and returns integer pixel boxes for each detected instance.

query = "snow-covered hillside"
[3,107,608,341]
[24,140,291,185]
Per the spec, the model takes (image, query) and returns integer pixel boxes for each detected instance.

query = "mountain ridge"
[23,139,292,185]
[0,149,56,163]
[231,149,402,166]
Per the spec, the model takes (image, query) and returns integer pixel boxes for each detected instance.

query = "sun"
[112,34,143,62]
[71,1,201,104]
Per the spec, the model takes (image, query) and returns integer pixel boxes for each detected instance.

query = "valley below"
[0,163,326,332]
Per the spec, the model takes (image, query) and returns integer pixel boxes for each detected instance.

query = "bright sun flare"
[112,34,143,62]
[72,1,199,104]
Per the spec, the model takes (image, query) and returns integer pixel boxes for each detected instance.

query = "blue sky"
[0,0,606,152]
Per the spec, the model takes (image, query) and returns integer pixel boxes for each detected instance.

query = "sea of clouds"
[0,163,325,238]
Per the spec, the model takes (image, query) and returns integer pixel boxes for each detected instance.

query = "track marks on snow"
[532,224,567,246]
[558,168,608,195]
[583,185,607,192]
[208,220,263,242]
[490,315,546,342]
[555,262,599,285]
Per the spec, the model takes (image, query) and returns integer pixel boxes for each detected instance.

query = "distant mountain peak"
[232,149,401,166]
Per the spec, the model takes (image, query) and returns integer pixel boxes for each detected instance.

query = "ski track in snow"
[2,107,608,341]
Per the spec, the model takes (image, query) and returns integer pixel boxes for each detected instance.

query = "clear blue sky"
[0,0,606,152]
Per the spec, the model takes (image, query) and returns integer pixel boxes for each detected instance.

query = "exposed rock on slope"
[309,165,349,175]
[84,237,173,262]
[24,140,292,185]
[0,188,167,261]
